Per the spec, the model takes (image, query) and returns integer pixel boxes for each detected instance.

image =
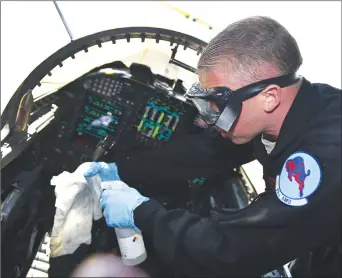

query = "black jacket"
[119,78,341,277]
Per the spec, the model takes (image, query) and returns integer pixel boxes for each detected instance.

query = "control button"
[83,80,92,89]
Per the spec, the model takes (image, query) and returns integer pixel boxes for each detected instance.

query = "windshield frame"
[1,27,208,132]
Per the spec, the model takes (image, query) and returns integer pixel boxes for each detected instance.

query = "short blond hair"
[197,16,303,84]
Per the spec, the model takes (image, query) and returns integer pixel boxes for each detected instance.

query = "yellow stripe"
[157,112,165,124]
[160,2,190,18]
[139,47,149,63]
[137,119,144,131]
[192,18,213,29]
[159,1,214,30]
[152,126,160,138]
[40,81,66,85]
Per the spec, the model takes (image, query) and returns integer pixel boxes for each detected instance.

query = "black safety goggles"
[185,73,300,131]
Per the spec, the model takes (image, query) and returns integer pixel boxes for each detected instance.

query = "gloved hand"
[83,161,121,181]
[82,162,122,220]
[83,161,149,231]
[100,183,150,231]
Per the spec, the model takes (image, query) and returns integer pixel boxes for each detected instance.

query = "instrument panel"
[74,94,124,148]
[67,71,200,156]
[46,69,209,215]
[134,95,191,148]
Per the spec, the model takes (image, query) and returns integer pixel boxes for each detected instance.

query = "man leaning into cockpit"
[50,15,341,277]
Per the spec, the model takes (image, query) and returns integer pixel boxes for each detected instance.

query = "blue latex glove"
[100,186,149,231]
[83,162,121,181]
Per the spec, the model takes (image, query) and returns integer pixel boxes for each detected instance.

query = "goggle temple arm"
[215,106,239,132]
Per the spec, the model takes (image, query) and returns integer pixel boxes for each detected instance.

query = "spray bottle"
[85,174,147,266]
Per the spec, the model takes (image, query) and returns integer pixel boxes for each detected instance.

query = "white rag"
[49,163,128,258]
[49,163,101,258]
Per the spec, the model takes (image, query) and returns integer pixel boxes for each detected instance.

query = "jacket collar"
[268,77,320,157]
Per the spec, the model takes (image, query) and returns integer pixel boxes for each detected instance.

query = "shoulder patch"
[275,151,322,206]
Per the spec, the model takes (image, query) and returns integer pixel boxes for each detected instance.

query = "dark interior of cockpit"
[1,60,271,278]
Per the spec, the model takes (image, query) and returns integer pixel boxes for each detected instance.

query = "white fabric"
[49,163,98,257]
[49,163,131,258]
[84,173,103,221]
[261,135,276,155]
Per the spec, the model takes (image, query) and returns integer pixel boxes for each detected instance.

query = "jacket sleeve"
[117,129,255,188]
[133,144,341,276]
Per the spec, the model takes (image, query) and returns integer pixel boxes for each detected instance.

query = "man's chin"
[219,131,231,139]
[231,137,246,144]
[220,132,251,144]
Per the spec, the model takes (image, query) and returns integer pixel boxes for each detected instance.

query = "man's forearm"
[118,130,255,187]
[132,191,338,277]
[134,199,167,236]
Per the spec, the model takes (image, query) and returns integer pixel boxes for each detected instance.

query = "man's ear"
[262,85,281,113]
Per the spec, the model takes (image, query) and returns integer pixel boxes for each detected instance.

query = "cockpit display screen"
[135,95,188,148]
[74,94,123,147]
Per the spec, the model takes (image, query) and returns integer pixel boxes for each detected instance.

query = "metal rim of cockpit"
[1,27,208,131]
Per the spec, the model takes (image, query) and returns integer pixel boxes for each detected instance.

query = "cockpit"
[0,25,267,277]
